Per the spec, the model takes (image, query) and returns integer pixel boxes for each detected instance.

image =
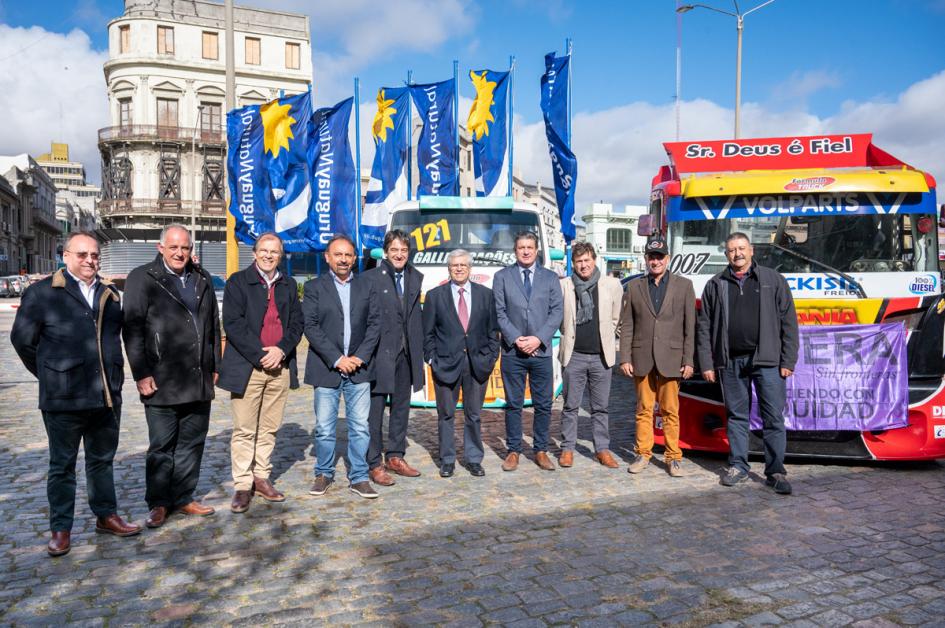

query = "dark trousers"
[41,407,121,532]
[434,359,486,465]
[144,401,211,509]
[718,355,787,477]
[501,352,554,453]
[368,350,412,468]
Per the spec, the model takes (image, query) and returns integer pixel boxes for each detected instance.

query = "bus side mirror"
[370,248,384,260]
[939,204,945,228]
[549,248,565,261]
[637,214,655,237]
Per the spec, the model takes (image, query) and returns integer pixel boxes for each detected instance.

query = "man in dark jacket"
[11,232,140,556]
[218,233,303,513]
[361,230,424,486]
[423,250,500,478]
[303,235,381,499]
[697,232,799,494]
[123,224,221,526]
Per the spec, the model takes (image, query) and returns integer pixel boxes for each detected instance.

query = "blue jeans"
[314,379,371,483]
[718,355,787,477]
[501,352,553,453]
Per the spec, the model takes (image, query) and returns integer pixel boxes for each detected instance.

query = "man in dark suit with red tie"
[423,250,501,478]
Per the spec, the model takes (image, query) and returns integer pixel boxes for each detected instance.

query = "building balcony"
[99,198,226,218]
[32,209,60,232]
[98,125,225,147]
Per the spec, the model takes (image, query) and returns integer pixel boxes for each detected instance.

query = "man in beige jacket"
[618,238,695,477]
[557,242,625,468]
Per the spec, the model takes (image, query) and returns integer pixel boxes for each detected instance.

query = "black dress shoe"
[439,463,455,478]
[467,462,485,477]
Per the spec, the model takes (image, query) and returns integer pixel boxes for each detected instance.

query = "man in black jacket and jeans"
[11,232,141,556]
[697,232,799,494]
[218,233,303,513]
[123,224,221,526]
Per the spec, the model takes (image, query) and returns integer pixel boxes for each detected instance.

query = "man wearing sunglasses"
[12,231,141,556]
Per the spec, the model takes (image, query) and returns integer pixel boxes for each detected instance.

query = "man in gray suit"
[493,231,564,471]
[618,238,695,477]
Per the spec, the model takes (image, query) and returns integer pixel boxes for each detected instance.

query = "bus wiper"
[763,242,868,299]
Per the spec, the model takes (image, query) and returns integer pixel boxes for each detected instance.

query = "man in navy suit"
[493,231,564,471]
[302,235,381,499]
[423,250,501,478]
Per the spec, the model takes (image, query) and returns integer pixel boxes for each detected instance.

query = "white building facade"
[581,203,649,276]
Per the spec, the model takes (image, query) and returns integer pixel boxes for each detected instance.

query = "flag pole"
[406,70,413,201]
[453,59,460,196]
[224,0,238,278]
[354,76,363,271]
[508,56,515,197]
[565,38,573,276]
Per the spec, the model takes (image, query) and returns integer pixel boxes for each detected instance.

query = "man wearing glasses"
[123,224,221,527]
[12,232,141,556]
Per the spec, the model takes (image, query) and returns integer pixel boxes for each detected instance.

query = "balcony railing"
[98,125,226,146]
[99,199,226,217]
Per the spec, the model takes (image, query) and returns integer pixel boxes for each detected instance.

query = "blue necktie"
[395,272,404,297]
[523,269,532,300]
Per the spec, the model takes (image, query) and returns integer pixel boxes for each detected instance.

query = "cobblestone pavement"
[1,310,944,626]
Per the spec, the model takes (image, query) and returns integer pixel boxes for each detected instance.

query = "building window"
[245,37,260,65]
[200,102,222,133]
[119,99,132,127]
[285,42,300,69]
[119,25,130,53]
[202,31,218,60]
[157,98,178,127]
[606,228,633,253]
[157,25,174,55]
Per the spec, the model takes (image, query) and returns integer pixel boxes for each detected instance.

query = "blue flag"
[309,97,357,250]
[410,79,458,197]
[361,86,410,250]
[227,90,318,251]
[467,69,510,197]
[540,52,578,242]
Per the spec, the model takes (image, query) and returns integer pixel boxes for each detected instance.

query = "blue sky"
[1,0,944,205]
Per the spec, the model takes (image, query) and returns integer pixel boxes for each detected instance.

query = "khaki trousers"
[634,370,682,462]
[231,367,289,490]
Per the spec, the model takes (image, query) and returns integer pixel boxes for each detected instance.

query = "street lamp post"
[676,1,774,139]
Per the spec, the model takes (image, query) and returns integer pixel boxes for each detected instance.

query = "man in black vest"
[362,230,425,486]
[11,232,140,556]
[123,224,221,527]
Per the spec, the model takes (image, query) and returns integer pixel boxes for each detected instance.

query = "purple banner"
[750,323,908,431]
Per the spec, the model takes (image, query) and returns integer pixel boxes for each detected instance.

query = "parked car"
[0,277,11,298]
[211,274,225,310]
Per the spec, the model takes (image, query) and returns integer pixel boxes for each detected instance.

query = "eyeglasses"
[66,250,100,261]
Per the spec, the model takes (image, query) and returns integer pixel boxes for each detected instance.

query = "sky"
[1,0,944,212]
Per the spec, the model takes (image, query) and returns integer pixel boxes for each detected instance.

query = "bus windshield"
[391,209,543,266]
[671,213,939,276]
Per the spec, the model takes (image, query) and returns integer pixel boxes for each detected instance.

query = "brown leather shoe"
[535,451,556,471]
[145,506,167,528]
[230,490,252,513]
[177,501,215,517]
[47,531,71,557]
[95,514,142,537]
[369,466,396,486]
[559,450,574,467]
[595,450,619,469]
[501,452,520,472]
[253,476,286,502]
[386,456,421,477]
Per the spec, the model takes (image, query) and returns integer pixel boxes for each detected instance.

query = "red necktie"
[458,287,469,332]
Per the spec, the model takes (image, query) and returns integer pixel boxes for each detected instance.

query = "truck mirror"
[939,204,945,228]
[549,248,565,261]
[637,214,655,237]
[370,247,384,260]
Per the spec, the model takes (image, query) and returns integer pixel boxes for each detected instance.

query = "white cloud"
[770,69,842,106]
[0,25,108,182]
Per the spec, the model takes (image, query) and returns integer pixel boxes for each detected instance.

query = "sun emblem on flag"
[373,89,397,142]
[259,100,297,158]
[467,71,497,141]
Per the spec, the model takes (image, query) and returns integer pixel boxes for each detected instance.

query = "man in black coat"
[303,234,381,499]
[123,224,221,527]
[423,250,500,478]
[361,229,425,486]
[11,232,141,557]
[217,233,303,513]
